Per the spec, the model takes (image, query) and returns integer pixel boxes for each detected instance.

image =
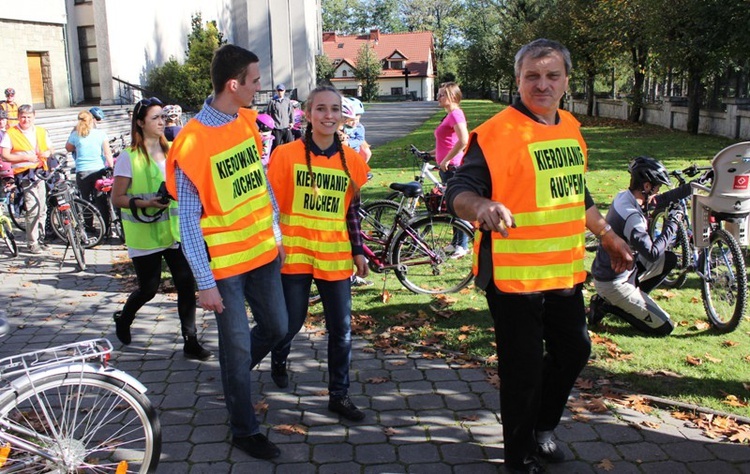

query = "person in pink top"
[430,82,470,258]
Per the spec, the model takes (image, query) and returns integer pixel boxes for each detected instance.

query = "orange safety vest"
[166,108,278,281]
[473,107,588,293]
[1,102,19,126]
[6,126,49,174]
[267,140,370,280]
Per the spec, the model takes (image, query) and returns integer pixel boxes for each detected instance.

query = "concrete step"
[34,105,133,152]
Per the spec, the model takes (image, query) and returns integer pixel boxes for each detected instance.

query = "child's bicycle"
[0,318,161,473]
[650,142,750,333]
[0,180,18,258]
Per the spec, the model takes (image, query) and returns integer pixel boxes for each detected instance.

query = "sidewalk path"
[1,242,748,473]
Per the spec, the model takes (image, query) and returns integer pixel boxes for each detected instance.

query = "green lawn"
[341,99,750,418]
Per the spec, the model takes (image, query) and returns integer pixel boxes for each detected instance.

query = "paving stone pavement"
[0,240,748,473]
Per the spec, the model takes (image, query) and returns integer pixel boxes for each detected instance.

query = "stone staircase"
[34,105,133,154]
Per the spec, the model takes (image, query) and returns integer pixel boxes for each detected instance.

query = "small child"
[341,98,371,162]
[256,113,275,167]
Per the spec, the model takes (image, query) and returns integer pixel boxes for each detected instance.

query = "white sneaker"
[443,244,456,254]
[451,247,469,259]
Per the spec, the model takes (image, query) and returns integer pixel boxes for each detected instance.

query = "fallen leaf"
[690,296,701,304]
[383,427,398,436]
[641,421,661,429]
[575,378,594,390]
[389,360,407,366]
[457,334,468,341]
[381,290,392,303]
[254,399,269,413]
[686,355,703,366]
[596,458,615,471]
[366,377,389,384]
[722,395,749,408]
[315,390,329,396]
[692,321,711,331]
[704,353,722,364]
[572,413,590,423]
[274,424,307,436]
[362,347,376,353]
[460,414,480,422]
[722,340,739,347]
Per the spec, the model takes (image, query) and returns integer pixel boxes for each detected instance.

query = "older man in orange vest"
[1,104,54,254]
[447,39,633,473]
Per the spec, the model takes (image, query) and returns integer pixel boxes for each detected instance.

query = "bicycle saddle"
[389,181,423,198]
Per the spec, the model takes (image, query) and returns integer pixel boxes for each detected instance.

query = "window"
[391,87,403,95]
[342,70,348,77]
[389,60,403,70]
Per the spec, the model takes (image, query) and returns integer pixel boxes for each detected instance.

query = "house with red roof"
[322,28,436,101]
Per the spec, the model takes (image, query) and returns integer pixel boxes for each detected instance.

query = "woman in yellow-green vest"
[267,86,370,421]
[111,97,210,361]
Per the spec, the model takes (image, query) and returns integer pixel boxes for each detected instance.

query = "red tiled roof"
[322,29,434,78]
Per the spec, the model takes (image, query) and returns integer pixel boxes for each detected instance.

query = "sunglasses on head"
[134,97,164,118]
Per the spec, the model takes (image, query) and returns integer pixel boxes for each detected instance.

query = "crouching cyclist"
[589,156,692,336]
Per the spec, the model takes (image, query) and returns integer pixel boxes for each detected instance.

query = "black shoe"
[328,395,365,421]
[537,438,565,463]
[232,433,280,460]
[113,311,132,345]
[505,455,546,473]
[588,294,607,326]
[183,336,212,361]
[271,360,288,388]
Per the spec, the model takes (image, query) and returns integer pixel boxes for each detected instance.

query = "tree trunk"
[628,45,647,123]
[586,73,595,116]
[686,68,703,135]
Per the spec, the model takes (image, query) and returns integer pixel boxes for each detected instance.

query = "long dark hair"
[303,85,357,195]
[130,97,169,160]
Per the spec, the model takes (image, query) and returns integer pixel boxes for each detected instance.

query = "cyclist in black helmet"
[589,156,692,335]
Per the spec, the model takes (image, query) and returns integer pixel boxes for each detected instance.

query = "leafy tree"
[353,44,383,101]
[650,0,748,134]
[316,54,336,85]
[322,0,359,34]
[146,13,226,109]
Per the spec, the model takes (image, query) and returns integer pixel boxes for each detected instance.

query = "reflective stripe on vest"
[166,109,278,280]
[120,149,179,250]
[7,126,48,174]
[474,107,588,293]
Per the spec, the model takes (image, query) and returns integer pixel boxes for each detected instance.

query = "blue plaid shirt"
[174,98,282,290]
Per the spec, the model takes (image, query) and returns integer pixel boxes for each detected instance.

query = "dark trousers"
[121,247,198,337]
[271,128,293,152]
[76,169,110,231]
[485,283,591,467]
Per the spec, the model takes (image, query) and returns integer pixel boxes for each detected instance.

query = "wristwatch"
[597,224,612,239]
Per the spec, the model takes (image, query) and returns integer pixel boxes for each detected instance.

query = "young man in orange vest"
[1,104,54,254]
[446,39,633,474]
[166,44,288,461]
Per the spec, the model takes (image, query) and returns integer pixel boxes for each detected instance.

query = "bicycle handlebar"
[409,144,433,163]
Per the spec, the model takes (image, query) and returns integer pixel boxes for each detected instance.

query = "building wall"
[0,1,71,108]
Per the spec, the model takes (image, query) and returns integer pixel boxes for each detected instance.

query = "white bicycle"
[0,319,161,473]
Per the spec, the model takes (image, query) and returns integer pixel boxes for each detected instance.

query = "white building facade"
[0,0,321,108]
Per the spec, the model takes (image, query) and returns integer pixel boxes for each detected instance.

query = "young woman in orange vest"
[266,85,370,421]
[110,97,211,361]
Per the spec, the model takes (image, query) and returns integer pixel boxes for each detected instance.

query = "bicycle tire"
[700,228,747,333]
[65,215,87,271]
[1,218,17,257]
[7,186,32,232]
[0,372,161,473]
[51,198,105,248]
[391,214,474,294]
[648,208,690,288]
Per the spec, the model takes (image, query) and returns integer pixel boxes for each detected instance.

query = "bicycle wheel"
[648,208,690,288]
[51,198,105,248]
[391,214,475,294]
[1,218,17,257]
[0,372,161,473]
[7,187,31,232]
[65,216,87,271]
[700,228,747,333]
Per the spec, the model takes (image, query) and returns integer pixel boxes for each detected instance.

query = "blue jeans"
[213,258,288,437]
[273,274,352,398]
